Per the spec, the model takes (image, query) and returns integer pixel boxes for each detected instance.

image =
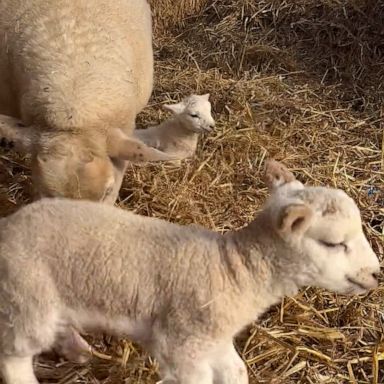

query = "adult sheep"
[0,0,173,203]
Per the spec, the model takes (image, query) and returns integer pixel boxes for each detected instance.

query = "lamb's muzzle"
[346,275,378,291]
[0,160,380,384]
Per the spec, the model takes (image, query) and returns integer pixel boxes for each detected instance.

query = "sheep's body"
[135,94,215,160]
[0,199,261,383]
[0,199,262,346]
[0,0,152,128]
[0,161,380,384]
[135,120,199,159]
[0,0,174,203]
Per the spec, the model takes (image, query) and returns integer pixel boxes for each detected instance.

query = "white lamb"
[134,94,215,159]
[0,0,175,204]
[0,160,380,384]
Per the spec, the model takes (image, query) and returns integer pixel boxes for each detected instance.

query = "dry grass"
[148,0,208,33]
[1,0,384,383]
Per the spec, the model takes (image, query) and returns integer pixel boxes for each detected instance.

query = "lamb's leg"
[211,343,248,384]
[0,356,38,384]
[54,327,91,364]
[159,356,213,384]
[103,158,128,204]
[0,267,60,384]
[0,313,57,384]
[152,337,214,384]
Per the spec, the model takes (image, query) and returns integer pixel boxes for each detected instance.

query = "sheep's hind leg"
[211,343,248,384]
[0,356,38,384]
[0,272,61,383]
[54,327,91,364]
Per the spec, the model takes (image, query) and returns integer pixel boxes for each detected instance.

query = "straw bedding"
[0,0,383,383]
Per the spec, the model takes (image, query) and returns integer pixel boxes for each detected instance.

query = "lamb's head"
[163,94,215,133]
[0,116,176,202]
[263,160,380,295]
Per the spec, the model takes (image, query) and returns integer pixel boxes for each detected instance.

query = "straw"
[1,0,383,382]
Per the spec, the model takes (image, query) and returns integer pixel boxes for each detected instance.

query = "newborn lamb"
[134,94,215,160]
[0,160,380,384]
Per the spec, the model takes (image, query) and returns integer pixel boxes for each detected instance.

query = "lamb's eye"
[190,113,199,118]
[320,240,347,251]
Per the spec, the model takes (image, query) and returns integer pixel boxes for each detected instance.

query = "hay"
[148,0,208,33]
[1,0,383,382]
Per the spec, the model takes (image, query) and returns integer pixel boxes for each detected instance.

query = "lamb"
[0,0,175,204]
[0,160,380,384]
[134,94,215,160]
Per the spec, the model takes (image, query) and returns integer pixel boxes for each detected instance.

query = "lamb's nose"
[372,272,379,281]
[209,124,215,129]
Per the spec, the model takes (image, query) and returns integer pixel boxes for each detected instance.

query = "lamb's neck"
[168,117,199,138]
[225,213,301,314]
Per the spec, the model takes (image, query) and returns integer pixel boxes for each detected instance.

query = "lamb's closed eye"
[190,113,199,118]
[319,240,348,251]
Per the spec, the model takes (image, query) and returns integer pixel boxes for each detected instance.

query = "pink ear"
[264,159,296,191]
[278,204,313,235]
[163,102,185,115]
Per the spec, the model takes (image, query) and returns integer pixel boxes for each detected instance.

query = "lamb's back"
[0,199,219,317]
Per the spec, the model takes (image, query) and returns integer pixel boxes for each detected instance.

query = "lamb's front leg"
[0,356,38,384]
[151,336,214,384]
[158,352,213,384]
[103,158,128,205]
[211,343,248,384]
[157,342,247,384]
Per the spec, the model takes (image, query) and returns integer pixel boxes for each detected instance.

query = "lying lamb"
[134,94,215,160]
[0,160,380,384]
[0,0,174,204]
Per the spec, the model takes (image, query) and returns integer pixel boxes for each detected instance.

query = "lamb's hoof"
[54,345,91,364]
[66,350,91,364]
[55,327,92,364]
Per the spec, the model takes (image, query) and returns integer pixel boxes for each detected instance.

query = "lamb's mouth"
[346,276,369,291]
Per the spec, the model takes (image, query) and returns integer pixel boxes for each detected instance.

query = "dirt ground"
[0,1,383,383]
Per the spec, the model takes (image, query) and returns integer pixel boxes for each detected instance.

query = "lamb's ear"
[0,114,36,152]
[263,159,296,191]
[201,93,210,100]
[163,101,185,115]
[277,204,313,236]
[107,128,177,162]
